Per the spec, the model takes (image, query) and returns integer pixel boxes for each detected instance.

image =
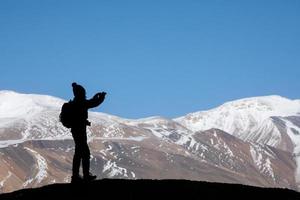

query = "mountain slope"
[0,91,299,193]
[175,96,300,152]
[175,95,300,141]
[175,95,300,186]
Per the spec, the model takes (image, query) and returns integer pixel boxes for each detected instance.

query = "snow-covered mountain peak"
[220,95,300,116]
[0,90,65,119]
[175,95,300,134]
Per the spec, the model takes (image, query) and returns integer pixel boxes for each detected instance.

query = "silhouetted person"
[70,82,106,183]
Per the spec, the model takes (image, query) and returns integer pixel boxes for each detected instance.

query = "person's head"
[72,82,86,99]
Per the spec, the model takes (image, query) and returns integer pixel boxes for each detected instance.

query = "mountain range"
[0,90,300,193]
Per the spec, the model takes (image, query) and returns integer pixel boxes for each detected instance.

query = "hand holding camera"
[97,92,106,98]
[93,92,106,104]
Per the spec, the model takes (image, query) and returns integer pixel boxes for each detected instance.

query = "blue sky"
[0,1,299,118]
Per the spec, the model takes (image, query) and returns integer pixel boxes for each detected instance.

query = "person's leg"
[72,144,81,176]
[82,143,96,181]
[82,143,91,177]
[71,143,83,183]
[71,128,83,183]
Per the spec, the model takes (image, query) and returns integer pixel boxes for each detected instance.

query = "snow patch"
[250,144,275,181]
[102,160,128,177]
[0,139,26,148]
[211,130,234,157]
[282,119,300,184]
[93,136,147,142]
[0,171,12,188]
[24,147,48,184]
[131,172,136,178]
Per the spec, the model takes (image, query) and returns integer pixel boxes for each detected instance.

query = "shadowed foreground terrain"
[1,179,300,200]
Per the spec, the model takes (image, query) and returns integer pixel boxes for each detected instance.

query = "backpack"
[59,100,74,128]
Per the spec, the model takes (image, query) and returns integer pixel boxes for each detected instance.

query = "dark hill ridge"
[1,179,300,200]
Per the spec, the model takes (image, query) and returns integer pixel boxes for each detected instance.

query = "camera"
[86,120,91,126]
[97,92,106,98]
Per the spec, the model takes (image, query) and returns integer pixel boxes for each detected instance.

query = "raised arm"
[86,92,106,109]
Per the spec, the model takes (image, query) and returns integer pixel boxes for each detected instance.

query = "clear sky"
[0,0,299,119]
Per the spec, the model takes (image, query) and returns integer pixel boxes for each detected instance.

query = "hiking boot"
[83,173,97,181]
[71,175,83,183]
